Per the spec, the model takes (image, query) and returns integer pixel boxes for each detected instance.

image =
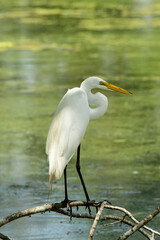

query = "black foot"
[91,200,112,213]
[61,199,75,221]
[85,200,97,215]
[88,200,99,213]
[103,199,112,205]
[87,200,99,213]
[95,199,112,213]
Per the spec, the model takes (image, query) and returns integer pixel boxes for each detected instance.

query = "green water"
[0,0,160,239]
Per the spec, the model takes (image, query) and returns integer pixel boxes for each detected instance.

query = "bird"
[46,76,131,204]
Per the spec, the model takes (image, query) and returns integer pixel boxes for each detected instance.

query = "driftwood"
[0,201,159,240]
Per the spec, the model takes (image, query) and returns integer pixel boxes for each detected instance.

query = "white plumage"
[46,76,131,187]
[46,88,90,182]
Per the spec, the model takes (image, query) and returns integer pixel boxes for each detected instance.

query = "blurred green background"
[0,0,160,239]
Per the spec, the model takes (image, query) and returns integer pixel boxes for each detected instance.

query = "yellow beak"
[101,82,132,95]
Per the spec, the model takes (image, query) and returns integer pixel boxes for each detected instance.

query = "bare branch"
[0,203,53,227]
[118,205,160,240]
[151,233,154,240]
[103,204,160,237]
[51,208,152,239]
[88,201,106,240]
[0,201,159,240]
[103,216,152,240]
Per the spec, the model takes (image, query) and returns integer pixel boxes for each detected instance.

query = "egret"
[46,76,131,204]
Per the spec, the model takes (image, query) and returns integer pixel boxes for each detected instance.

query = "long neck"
[81,83,108,121]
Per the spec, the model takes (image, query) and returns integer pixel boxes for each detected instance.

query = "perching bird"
[46,76,131,203]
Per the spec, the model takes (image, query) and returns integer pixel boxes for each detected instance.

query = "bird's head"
[81,76,132,95]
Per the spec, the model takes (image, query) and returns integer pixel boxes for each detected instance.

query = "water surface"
[0,0,160,239]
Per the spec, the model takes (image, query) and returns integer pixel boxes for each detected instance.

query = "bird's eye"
[99,81,105,86]
[99,81,108,87]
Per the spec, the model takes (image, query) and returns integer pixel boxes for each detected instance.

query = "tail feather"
[49,173,53,190]
[48,173,53,199]
[48,163,65,199]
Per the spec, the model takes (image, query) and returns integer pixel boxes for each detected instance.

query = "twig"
[104,220,122,226]
[103,204,160,237]
[151,233,154,240]
[118,205,160,240]
[88,201,106,240]
[103,215,153,240]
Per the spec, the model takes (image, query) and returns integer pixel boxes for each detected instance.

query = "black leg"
[76,145,90,202]
[62,166,73,219]
[64,166,69,202]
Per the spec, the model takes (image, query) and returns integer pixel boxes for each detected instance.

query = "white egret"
[46,76,131,204]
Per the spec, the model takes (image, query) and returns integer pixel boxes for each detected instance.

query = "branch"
[103,204,160,237]
[103,216,151,240]
[49,208,152,239]
[0,201,159,240]
[0,203,53,228]
[88,201,106,240]
[118,205,160,240]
